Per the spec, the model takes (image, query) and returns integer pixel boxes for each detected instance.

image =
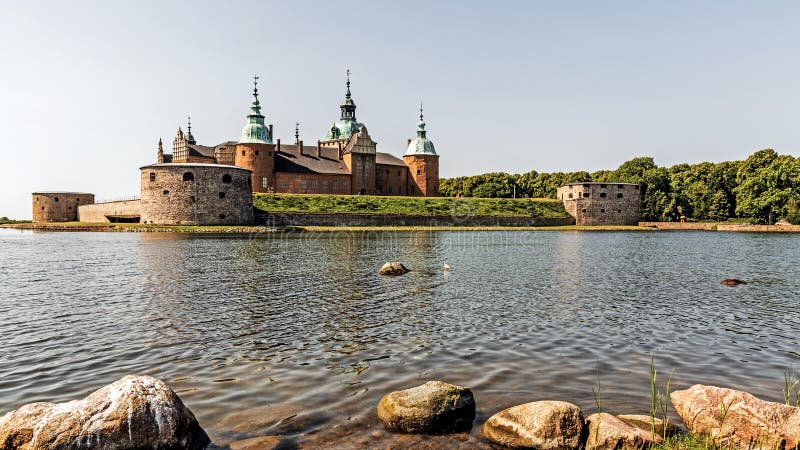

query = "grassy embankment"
[0,217,30,224]
[1,222,274,233]
[252,193,569,217]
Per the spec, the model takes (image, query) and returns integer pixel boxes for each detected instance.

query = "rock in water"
[377,381,475,433]
[671,384,800,449]
[379,262,409,276]
[0,375,210,450]
[585,413,660,450]
[721,278,747,286]
[481,400,585,449]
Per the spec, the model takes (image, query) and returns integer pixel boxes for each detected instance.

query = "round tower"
[234,75,275,192]
[403,105,439,196]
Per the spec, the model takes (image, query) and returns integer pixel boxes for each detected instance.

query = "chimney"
[269,124,274,141]
[276,138,281,152]
[299,140,304,156]
[316,140,321,158]
[407,138,412,147]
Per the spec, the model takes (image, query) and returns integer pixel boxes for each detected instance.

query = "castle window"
[617,193,624,198]
[388,186,393,194]
[281,180,287,189]
[332,181,338,190]
[582,209,587,213]
[219,214,226,220]
[150,173,156,182]
[41,206,44,210]
[68,206,72,210]
[322,180,328,190]
[222,174,232,183]
[416,169,421,175]
[163,190,169,195]
[54,197,59,202]
[568,193,573,199]
[219,192,226,199]
[183,172,194,182]
[342,180,347,191]
[600,193,607,198]
[242,150,246,156]
[601,209,605,213]
[301,180,307,190]
[262,177,268,188]
[618,185,624,188]
[386,169,389,175]
[311,180,317,189]
[76,198,80,202]
[583,192,590,198]
[618,210,622,213]
[190,196,195,203]
[255,150,259,156]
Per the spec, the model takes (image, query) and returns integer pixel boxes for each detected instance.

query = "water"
[1,229,799,448]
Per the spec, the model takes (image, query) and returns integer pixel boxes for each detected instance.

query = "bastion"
[139,163,253,225]
[557,182,640,225]
[32,192,95,222]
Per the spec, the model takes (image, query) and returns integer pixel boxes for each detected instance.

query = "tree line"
[439,149,800,224]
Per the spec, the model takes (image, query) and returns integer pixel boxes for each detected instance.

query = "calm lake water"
[1,228,799,448]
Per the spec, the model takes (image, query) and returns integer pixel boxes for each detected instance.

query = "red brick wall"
[403,155,439,196]
[235,143,276,193]
[344,153,376,195]
[375,164,409,196]
[275,173,352,194]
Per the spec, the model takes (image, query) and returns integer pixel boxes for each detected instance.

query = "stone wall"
[557,182,640,225]
[78,200,142,223]
[256,212,573,227]
[139,163,253,225]
[32,192,95,222]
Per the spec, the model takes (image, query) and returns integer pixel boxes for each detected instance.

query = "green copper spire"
[406,103,437,156]
[186,115,196,144]
[239,75,272,144]
[324,69,363,141]
[340,69,356,121]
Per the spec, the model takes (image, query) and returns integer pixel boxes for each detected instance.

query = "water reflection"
[1,229,799,448]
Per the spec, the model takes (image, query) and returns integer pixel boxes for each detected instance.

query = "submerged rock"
[585,413,660,450]
[671,384,800,449]
[377,381,475,433]
[0,375,209,450]
[228,435,283,450]
[720,278,747,286]
[379,262,409,276]
[481,400,585,449]
[615,414,681,437]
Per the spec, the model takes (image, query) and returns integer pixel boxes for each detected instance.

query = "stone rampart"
[32,192,95,222]
[78,200,142,223]
[557,182,640,225]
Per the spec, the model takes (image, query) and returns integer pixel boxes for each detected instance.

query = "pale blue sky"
[2,1,799,218]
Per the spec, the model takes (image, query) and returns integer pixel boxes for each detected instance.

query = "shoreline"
[3,221,800,233]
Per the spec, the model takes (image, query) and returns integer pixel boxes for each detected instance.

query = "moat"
[1,229,799,448]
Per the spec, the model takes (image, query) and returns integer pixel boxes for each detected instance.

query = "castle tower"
[172,127,188,162]
[235,75,275,192]
[403,105,439,196]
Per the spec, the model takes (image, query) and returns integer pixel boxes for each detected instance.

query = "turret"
[235,75,275,192]
[156,138,164,164]
[403,104,439,196]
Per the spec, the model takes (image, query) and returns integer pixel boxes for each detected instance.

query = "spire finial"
[345,68,351,99]
[419,102,424,121]
[250,74,262,115]
[187,115,192,134]
[295,122,300,145]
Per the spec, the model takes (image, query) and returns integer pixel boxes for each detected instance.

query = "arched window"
[568,193,573,199]
[222,174,232,183]
[183,172,194,182]
[150,173,156,182]
[600,192,607,198]
[617,193,624,199]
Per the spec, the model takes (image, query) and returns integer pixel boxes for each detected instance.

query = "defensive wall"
[256,212,574,227]
[32,192,95,222]
[557,182,640,226]
[78,200,142,223]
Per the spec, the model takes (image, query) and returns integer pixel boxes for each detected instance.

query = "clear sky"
[2,1,799,219]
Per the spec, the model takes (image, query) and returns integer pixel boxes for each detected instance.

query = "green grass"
[252,193,568,218]
[0,217,31,224]
[651,433,715,450]
[293,225,652,232]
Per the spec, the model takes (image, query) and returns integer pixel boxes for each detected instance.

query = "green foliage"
[439,149,800,222]
[252,194,567,218]
[0,217,31,224]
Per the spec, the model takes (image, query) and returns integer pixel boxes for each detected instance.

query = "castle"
[157,72,440,197]
[32,72,441,226]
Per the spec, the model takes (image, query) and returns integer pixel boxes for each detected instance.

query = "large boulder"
[0,375,210,450]
[377,381,475,433]
[481,400,585,449]
[616,414,681,437]
[379,262,409,276]
[585,413,660,450]
[671,384,800,449]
